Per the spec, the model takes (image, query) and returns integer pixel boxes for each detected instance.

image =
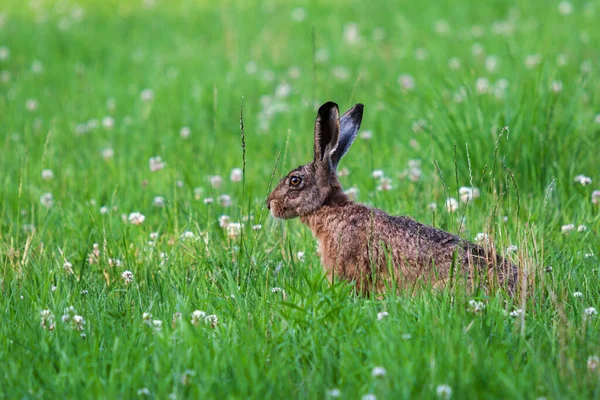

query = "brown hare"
[267,101,518,294]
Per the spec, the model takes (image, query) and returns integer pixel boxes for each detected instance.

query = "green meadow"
[0,0,599,398]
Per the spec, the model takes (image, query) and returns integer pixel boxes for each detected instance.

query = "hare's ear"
[313,102,340,165]
[331,103,363,169]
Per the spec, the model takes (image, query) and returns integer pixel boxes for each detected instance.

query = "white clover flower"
[40,193,54,208]
[137,387,150,396]
[327,388,341,397]
[297,251,305,261]
[128,212,145,225]
[377,177,393,191]
[510,309,524,318]
[290,7,307,22]
[372,169,385,180]
[471,42,484,57]
[41,169,54,181]
[468,299,485,314]
[506,245,518,254]
[219,215,231,229]
[558,1,573,15]
[584,307,597,319]
[106,97,116,111]
[151,320,163,331]
[180,369,196,386]
[397,74,416,91]
[525,54,542,69]
[343,22,361,45]
[180,126,191,139]
[428,202,437,211]
[585,253,594,259]
[102,116,114,129]
[550,80,563,93]
[0,46,10,61]
[86,119,98,130]
[102,147,114,160]
[573,291,583,298]
[401,333,412,340]
[230,168,243,182]
[332,66,350,81]
[377,311,388,321]
[205,314,218,328]
[595,114,600,125]
[344,187,359,201]
[474,233,489,243]
[315,49,329,63]
[227,222,242,239]
[288,66,302,79]
[371,366,386,377]
[446,198,459,213]
[360,130,373,140]
[475,77,490,94]
[142,312,152,324]
[40,309,55,330]
[434,19,450,34]
[574,174,592,186]
[87,243,100,264]
[121,270,134,284]
[275,82,292,98]
[361,394,376,400]
[588,355,599,372]
[209,175,222,189]
[100,206,109,214]
[436,384,452,399]
[191,310,206,326]
[108,258,122,267]
[203,197,214,204]
[151,196,165,207]
[140,89,154,102]
[561,224,575,234]
[149,156,166,172]
[63,261,74,275]
[252,224,262,231]
[149,232,159,241]
[72,315,85,331]
[577,225,587,232]
[448,57,461,70]
[591,190,600,204]
[191,187,203,201]
[485,55,499,72]
[180,231,195,241]
[26,99,38,111]
[171,312,182,327]
[459,186,480,203]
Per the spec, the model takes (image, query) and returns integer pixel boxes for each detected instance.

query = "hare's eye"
[289,176,302,187]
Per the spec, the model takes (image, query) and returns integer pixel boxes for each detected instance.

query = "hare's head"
[267,101,363,219]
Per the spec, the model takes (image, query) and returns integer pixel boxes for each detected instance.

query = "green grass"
[1,0,599,398]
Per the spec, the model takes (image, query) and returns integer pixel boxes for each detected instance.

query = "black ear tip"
[348,103,364,122]
[354,103,364,115]
[318,101,339,115]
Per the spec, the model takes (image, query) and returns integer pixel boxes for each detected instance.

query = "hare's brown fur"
[267,102,518,294]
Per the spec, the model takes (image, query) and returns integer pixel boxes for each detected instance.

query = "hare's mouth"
[268,200,296,219]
